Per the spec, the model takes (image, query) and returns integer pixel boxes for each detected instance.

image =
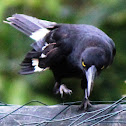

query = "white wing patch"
[30,28,50,41]
[32,59,39,66]
[34,66,44,72]
[32,58,43,72]
[32,58,49,72]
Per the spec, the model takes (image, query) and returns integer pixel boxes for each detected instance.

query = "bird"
[4,14,116,110]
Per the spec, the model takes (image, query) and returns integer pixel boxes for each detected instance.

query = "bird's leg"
[80,79,92,110]
[53,82,72,97]
[79,88,92,110]
[53,82,60,94]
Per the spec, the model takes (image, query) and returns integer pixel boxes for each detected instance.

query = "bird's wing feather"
[19,43,60,74]
[4,14,57,51]
[4,14,56,36]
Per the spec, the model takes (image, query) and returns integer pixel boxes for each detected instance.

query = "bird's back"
[53,24,115,69]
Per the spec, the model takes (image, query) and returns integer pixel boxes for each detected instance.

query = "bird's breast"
[51,59,83,79]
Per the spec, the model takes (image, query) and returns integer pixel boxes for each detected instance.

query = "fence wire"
[0,97,126,126]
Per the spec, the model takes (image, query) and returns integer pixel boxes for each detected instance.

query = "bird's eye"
[82,61,86,67]
[101,66,104,70]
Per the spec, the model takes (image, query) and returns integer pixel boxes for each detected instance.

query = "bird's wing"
[4,14,73,74]
[4,14,57,51]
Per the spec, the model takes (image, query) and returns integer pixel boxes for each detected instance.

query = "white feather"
[34,66,43,72]
[45,42,48,46]
[41,53,47,58]
[32,59,39,66]
[42,45,46,51]
[32,58,43,72]
[32,58,49,72]
[30,28,50,41]
[42,42,49,51]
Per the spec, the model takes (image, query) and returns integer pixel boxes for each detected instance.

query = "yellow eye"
[101,66,104,69]
[82,61,86,67]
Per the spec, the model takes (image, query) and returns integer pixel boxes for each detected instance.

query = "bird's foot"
[53,83,72,97]
[79,98,92,111]
[59,84,72,98]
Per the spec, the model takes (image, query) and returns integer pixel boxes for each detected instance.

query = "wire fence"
[0,97,126,126]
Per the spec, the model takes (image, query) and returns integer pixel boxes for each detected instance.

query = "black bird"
[4,14,116,110]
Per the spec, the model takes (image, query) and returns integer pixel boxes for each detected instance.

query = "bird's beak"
[85,65,97,97]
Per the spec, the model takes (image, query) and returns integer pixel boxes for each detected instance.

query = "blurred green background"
[0,0,126,105]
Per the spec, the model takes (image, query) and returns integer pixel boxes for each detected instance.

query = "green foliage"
[0,0,126,105]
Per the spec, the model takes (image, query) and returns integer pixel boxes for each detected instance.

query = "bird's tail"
[4,14,56,42]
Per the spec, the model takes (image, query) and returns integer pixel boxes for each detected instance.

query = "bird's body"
[4,14,116,110]
[45,24,115,81]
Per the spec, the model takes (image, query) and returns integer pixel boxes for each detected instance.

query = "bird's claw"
[79,98,92,111]
[59,84,72,98]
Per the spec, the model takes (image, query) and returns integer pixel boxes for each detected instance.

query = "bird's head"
[81,47,107,97]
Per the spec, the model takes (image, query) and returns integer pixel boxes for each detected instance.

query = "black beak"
[85,65,97,97]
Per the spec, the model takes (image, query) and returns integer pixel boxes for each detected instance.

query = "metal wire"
[0,97,126,126]
[0,100,47,121]
[76,96,126,126]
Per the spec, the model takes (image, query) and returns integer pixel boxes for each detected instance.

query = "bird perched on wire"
[4,14,116,110]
